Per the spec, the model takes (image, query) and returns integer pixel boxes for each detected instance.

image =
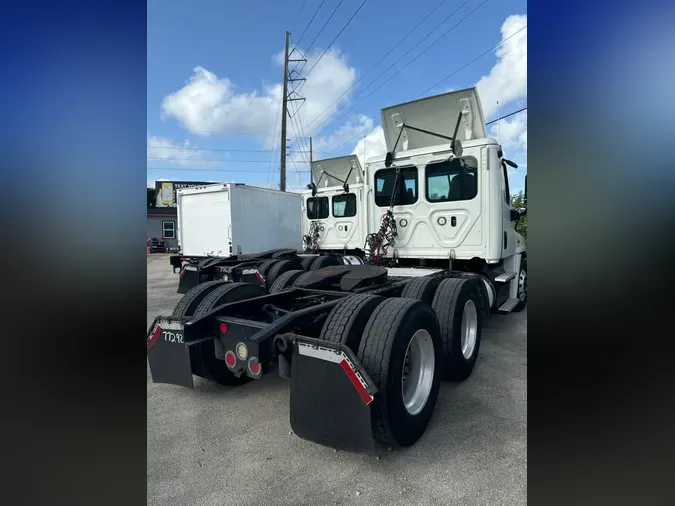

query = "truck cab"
[365,87,526,311]
[301,155,367,254]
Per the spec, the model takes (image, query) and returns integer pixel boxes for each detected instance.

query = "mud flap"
[147,316,209,388]
[290,337,378,451]
[177,266,199,294]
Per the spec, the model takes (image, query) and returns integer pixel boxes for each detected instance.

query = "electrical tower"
[280,31,306,192]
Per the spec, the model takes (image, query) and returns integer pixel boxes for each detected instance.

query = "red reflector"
[225,351,236,368]
[147,326,162,350]
[249,359,261,376]
[219,323,228,334]
[255,271,265,285]
[179,268,186,278]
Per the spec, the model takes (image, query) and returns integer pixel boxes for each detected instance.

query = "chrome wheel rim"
[401,329,435,416]
[518,268,527,302]
[461,300,478,359]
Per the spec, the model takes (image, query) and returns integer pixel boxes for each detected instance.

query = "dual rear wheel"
[319,276,483,447]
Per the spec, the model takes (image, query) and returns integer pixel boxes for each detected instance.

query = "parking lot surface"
[147,254,527,506]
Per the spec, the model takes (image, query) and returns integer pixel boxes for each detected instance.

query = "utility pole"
[280,31,290,192]
[309,136,313,167]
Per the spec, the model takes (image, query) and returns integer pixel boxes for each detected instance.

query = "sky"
[147,0,527,194]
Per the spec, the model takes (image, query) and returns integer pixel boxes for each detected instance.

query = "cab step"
[494,272,516,282]
[498,298,520,313]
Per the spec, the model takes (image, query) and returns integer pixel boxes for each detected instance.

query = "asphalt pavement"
[147,254,527,506]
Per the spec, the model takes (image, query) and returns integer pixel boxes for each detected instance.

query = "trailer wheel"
[320,294,386,352]
[357,298,443,447]
[265,259,303,290]
[310,255,342,270]
[513,258,527,312]
[269,269,305,294]
[300,257,315,271]
[172,281,228,318]
[431,278,483,381]
[400,277,443,305]
[191,282,267,386]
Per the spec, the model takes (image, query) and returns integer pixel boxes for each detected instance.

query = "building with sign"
[147,180,218,251]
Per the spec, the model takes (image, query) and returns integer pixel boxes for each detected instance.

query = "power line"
[296,0,369,91]
[302,0,345,57]
[148,166,310,173]
[291,0,326,52]
[148,157,292,163]
[147,145,316,153]
[486,107,527,125]
[303,0,450,130]
[415,25,527,99]
[311,0,489,138]
[289,0,309,33]
[329,124,375,154]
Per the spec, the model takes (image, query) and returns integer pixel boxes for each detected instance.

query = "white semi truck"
[301,154,367,261]
[149,87,527,452]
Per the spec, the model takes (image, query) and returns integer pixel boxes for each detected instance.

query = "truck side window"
[426,157,478,202]
[374,167,418,207]
[307,197,329,219]
[332,193,357,217]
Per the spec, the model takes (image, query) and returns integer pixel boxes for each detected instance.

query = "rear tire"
[256,259,278,279]
[357,298,443,447]
[292,271,314,288]
[400,277,442,305]
[191,282,267,386]
[172,281,227,318]
[431,278,483,381]
[310,255,342,270]
[300,257,315,270]
[269,269,305,294]
[320,294,385,353]
[265,259,303,290]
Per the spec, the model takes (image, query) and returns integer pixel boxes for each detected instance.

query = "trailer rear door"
[177,185,231,257]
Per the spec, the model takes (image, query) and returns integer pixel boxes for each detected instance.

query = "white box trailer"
[176,183,302,257]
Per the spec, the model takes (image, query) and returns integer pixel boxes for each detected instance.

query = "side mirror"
[384,152,393,168]
[510,208,527,222]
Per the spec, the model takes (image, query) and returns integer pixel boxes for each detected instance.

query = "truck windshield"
[307,197,329,219]
[426,157,478,202]
[374,167,418,207]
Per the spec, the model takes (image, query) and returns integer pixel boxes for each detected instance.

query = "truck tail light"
[248,359,262,378]
[224,351,236,369]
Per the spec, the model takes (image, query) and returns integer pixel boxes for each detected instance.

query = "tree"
[510,190,527,242]
[147,187,156,208]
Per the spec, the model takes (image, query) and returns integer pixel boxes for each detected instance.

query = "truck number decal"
[163,331,184,344]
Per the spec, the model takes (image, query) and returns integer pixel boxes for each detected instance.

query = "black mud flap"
[290,337,378,452]
[147,316,205,388]
[177,265,200,294]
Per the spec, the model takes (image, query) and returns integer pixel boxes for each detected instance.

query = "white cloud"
[489,111,527,152]
[147,134,218,167]
[476,14,527,119]
[161,47,360,148]
[351,126,387,167]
